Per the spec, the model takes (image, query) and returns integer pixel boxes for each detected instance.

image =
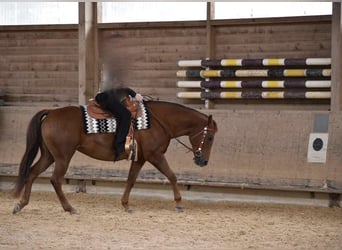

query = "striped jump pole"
[177,80,331,89]
[176,69,331,78]
[178,58,331,67]
[177,91,331,99]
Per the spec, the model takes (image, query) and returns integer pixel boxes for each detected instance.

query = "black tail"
[13,110,48,197]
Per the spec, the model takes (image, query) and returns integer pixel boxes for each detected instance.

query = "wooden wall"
[0,16,331,107]
[214,16,331,58]
[99,22,206,102]
[0,25,78,105]
[99,15,331,109]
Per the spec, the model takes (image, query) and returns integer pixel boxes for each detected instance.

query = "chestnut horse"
[12,100,217,214]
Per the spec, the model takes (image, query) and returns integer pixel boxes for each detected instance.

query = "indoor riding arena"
[0,2,341,250]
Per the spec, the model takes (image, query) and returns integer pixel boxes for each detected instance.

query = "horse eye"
[207,135,214,142]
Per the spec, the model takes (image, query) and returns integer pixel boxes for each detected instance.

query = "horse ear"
[208,115,213,124]
[208,115,217,130]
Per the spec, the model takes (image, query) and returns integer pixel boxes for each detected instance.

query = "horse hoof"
[175,206,184,213]
[126,208,134,214]
[12,203,21,214]
[69,209,80,215]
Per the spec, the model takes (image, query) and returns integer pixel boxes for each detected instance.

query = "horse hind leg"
[50,157,78,215]
[13,148,54,214]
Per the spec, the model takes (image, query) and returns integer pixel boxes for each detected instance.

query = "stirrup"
[125,136,138,162]
[128,139,138,162]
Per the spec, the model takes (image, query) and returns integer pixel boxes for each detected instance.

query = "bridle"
[175,125,213,156]
[147,106,214,156]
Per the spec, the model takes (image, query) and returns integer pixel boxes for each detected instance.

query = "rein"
[175,137,193,153]
[148,106,192,152]
[146,101,213,155]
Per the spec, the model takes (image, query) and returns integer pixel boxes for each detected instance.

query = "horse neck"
[148,102,207,138]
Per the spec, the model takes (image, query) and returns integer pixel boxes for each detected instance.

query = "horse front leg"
[148,154,184,212]
[121,160,145,213]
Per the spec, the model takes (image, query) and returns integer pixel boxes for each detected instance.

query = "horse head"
[189,115,218,167]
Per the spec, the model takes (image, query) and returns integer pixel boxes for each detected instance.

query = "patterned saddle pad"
[80,101,150,134]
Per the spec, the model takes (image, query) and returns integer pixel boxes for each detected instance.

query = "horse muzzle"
[193,150,208,167]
